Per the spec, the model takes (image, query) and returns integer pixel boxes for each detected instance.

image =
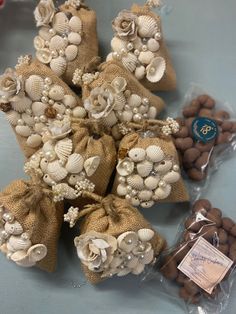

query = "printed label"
[178,237,233,294]
[192,117,218,143]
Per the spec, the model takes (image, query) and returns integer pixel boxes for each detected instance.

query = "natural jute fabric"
[0,179,64,272]
[78,194,165,284]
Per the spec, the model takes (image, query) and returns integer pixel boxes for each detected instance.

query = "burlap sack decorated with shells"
[65,192,165,284]
[24,119,117,206]
[0,178,64,272]
[106,1,176,92]
[112,119,189,208]
[73,59,165,142]
[0,57,85,158]
[34,0,99,86]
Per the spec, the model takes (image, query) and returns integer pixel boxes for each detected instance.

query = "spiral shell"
[55,138,73,162]
[121,53,137,73]
[111,37,127,53]
[68,32,82,45]
[65,45,78,61]
[137,160,153,177]
[72,106,87,118]
[53,12,70,35]
[4,221,23,235]
[117,184,128,196]
[147,38,160,52]
[22,113,34,126]
[138,51,154,65]
[49,85,65,101]
[28,244,47,262]
[66,153,84,174]
[9,235,32,251]
[138,190,153,201]
[146,57,166,83]
[26,134,42,148]
[50,57,67,77]
[137,15,158,38]
[84,156,101,177]
[5,110,20,126]
[49,35,67,51]
[138,229,154,242]
[39,26,53,41]
[15,125,31,137]
[144,176,159,190]
[36,48,52,64]
[11,96,32,113]
[63,94,77,108]
[162,171,180,184]
[128,94,142,108]
[128,148,146,162]
[47,160,68,182]
[127,174,144,190]
[155,184,171,199]
[25,75,44,101]
[146,145,164,162]
[69,16,82,33]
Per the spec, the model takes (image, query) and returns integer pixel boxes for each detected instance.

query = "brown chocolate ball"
[209,208,222,217]
[198,94,210,104]
[222,218,235,232]
[173,126,189,138]
[184,148,201,163]
[214,110,230,121]
[175,137,194,151]
[221,121,233,132]
[203,97,216,109]
[217,243,229,255]
[185,217,203,233]
[161,256,178,280]
[176,272,188,285]
[200,225,218,242]
[199,108,212,118]
[194,141,214,153]
[184,280,200,296]
[218,228,228,244]
[183,106,199,118]
[192,199,212,213]
[206,212,222,227]
[174,244,190,263]
[230,225,236,237]
[195,152,210,171]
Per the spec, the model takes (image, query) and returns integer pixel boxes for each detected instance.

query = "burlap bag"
[0,178,64,272]
[74,193,165,284]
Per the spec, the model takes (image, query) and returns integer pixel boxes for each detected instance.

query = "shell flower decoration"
[107,9,166,84]
[74,228,155,278]
[0,205,47,268]
[34,0,83,77]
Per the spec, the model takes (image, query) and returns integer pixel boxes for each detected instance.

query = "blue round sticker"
[191,117,218,143]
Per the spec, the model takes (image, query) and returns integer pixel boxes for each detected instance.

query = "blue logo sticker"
[192,117,218,143]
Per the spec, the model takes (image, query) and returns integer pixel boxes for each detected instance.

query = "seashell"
[43,174,55,186]
[138,190,153,201]
[116,158,134,176]
[22,113,34,126]
[55,138,73,162]
[72,106,87,118]
[147,38,160,52]
[139,104,149,114]
[7,241,15,252]
[162,171,180,184]
[111,37,127,53]
[137,160,153,177]
[127,174,144,190]
[32,102,48,116]
[68,174,83,186]
[112,77,127,93]
[26,134,42,148]
[139,247,154,265]
[5,110,20,126]
[5,221,23,235]
[154,160,173,173]
[137,15,158,38]
[34,122,46,134]
[56,183,78,200]
[144,176,159,190]
[121,53,137,73]
[102,111,118,127]
[28,244,47,262]
[131,197,140,207]
[84,156,101,177]
[146,145,164,162]
[68,32,82,45]
[138,51,154,65]
[40,158,49,173]
[63,94,77,108]
[135,66,146,80]
[11,250,35,267]
[11,96,32,113]
[25,75,44,101]
[126,256,139,269]
[49,85,65,101]
[53,102,66,115]
[69,16,82,33]
[133,37,142,50]
[36,48,52,64]
[146,57,166,83]
[117,268,132,277]
[120,110,133,122]
[66,153,84,174]
[147,106,157,119]
[155,184,171,199]
[138,229,155,242]
[39,26,53,41]
[114,93,126,110]
[15,125,31,137]
[117,231,139,253]
[128,94,142,108]
[65,45,78,61]
[106,52,113,62]
[49,35,67,51]
[117,184,128,196]
[9,235,32,251]
[47,160,68,182]
[131,263,145,275]
[50,57,67,77]
[128,148,146,162]
[140,200,154,208]
[34,36,45,50]
[53,12,69,35]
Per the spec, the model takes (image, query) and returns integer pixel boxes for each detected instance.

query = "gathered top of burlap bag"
[0,179,64,272]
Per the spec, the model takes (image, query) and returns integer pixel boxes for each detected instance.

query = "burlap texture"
[78,194,165,284]
[0,179,64,272]
[59,4,99,86]
[82,60,165,116]
[130,4,176,92]
[113,132,189,203]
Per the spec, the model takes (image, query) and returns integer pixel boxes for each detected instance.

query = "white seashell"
[139,247,154,265]
[66,153,84,174]
[138,229,154,242]
[25,75,44,101]
[28,244,47,262]
[117,231,138,253]
[68,32,82,45]
[138,51,154,65]
[72,106,87,118]
[69,16,82,33]
[68,174,83,186]
[55,138,73,162]
[47,160,68,182]
[120,110,133,122]
[40,158,49,173]
[84,156,101,177]
[15,125,31,137]
[5,110,20,126]
[126,256,139,269]
[11,96,32,113]
[27,134,42,148]
[111,37,127,53]
[34,122,46,134]
[36,48,52,64]
[162,171,180,184]
[137,15,158,38]
[141,200,154,208]
[112,77,127,93]
[121,53,137,73]
[43,174,55,186]
[138,190,153,201]
[146,145,164,162]
[49,85,65,101]
[49,35,67,51]
[34,35,45,50]
[146,57,166,83]
[147,38,160,52]
[117,184,128,196]
[155,184,171,199]
[50,57,67,77]
[22,113,34,126]
[128,94,142,108]
[114,94,126,110]
[154,160,173,173]
[116,158,134,176]
[133,37,143,50]
[53,12,69,35]
[53,102,66,115]
[137,160,153,177]
[131,263,145,275]
[9,235,32,251]
[147,106,157,119]
[65,45,78,61]
[11,250,35,267]
[4,221,23,235]
[39,26,53,41]
[63,94,77,108]
[128,148,146,162]
[139,104,149,114]
[7,241,15,252]
[127,174,144,190]
[106,53,113,62]
[117,268,132,277]
[32,102,47,116]
[131,197,140,207]
[60,183,78,199]
[102,111,118,127]
[135,66,146,80]
[144,176,159,190]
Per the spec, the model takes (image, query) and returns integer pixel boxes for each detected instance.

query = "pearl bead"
[45,77,52,85]
[48,99,54,105]
[120,265,125,269]
[65,109,71,115]
[133,113,142,122]
[173,165,179,171]
[17,119,24,126]
[43,90,49,97]
[121,48,127,55]
[127,43,133,50]
[49,28,55,35]
[127,185,132,192]
[56,114,63,120]
[155,32,162,41]
[127,255,132,260]
[134,49,140,56]
[59,50,65,57]
[131,189,137,196]
[34,117,40,123]
[125,195,131,201]
[40,115,47,123]
[142,98,149,105]
[113,52,120,59]
[1,230,8,239]
[41,96,49,104]
[140,254,145,259]
[142,45,148,51]
[132,108,138,114]
[118,176,126,184]
[143,113,148,119]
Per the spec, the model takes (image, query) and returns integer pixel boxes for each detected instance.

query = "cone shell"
[155,184,171,199]
[117,184,128,196]
[49,35,67,51]
[137,15,158,38]
[154,160,173,173]
[117,231,138,253]
[128,148,146,162]
[32,102,48,116]
[22,113,34,126]
[116,158,134,176]
[50,57,67,77]
[84,156,101,177]
[128,94,142,108]
[141,200,154,208]
[138,229,154,242]
[147,38,160,52]
[55,138,73,162]
[25,75,44,101]
[68,32,82,45]
[102,111,118,127]
[138,190,153,201]
[111,36,127,53]
[11,250,35,267]
[121,53,137,73]
[15,125,31,137]
[65,45,78,62]
[49,85,65,101]
[9,235,32,251]
[72,106,87,118]
[47,160,68,182]
[5,110,20,126]
[53,12,69,35]
[28,244,47,262]
[137,160,153,177]
[69,16,82,33]
[135,66,146,80]
[138,51,154,65]
[146,145,164,162]
[144,176,159,190]
[66,153,84,174]
[11,96,32,113]
[127,174,144,190]
[162,171,180,184]
[146,57,166,83]
[63,94,77,108]
[26,134,42,148]
[4,221,23,235]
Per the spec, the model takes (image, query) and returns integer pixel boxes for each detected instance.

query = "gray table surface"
[0,0,236,313]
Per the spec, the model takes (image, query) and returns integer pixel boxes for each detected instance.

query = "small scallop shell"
[137,160,153,177]
[28,244,47,262]
[32,102,48,116]
[131,197,140,207]
[34,36,45,50]
[49,85,65,101]
[147,106,157,119]
[114,94,126,110]
[53,102,66,115]
[68,32,82,45]
[40,158,49,173]
[102,111,118,127]
[137,15,158,38]
[162,171,180,184]
[34,122,46,134]
[22,113,34,126]
[133,37,142,50]
[72,106,87,118]
[131,263,145,275]
[39,26,53,41]
[120,110,133,122]
[47,160,68,182]
[25,75,44,101]
[126,256,139,269]
[138,190,153,201]
[147,38,160,52]
[50,57,67,77]
[140,200,154,208]
[15,125,31,137]
[9,235,32,251]
[117,231,139,253]
[36,48,52,64]
[138,51,154,65]
[155,184,171,199]
[55,138,73,162]
[69,16,82,33]
[5,110,20,126]
[66,153,84,174]
[146,57,166,83]
[65,45,78,61]
[128,94,142,108]
[127,174,144,190]
[26,134,42,148]
[128,148,146,162]
[122,53,137,73]
[138,229,154,242]
[4,221,23,235]
[144,176,159,190]
[111,77,127,93]
[111,37,127,52]
[43,174,55,186]
[135,66,146,80]
[63,95,77,108]
[49,35,67,51]
[116,158,134,176]
[146,145,164,162]
[154,160,173,173]
[139,247,154,265]
[139,104,149,114]
[117,184,128,196]
[84,156,101,177]
[11,251,35,267]
[53,12,70,35]
[11,96,32,113]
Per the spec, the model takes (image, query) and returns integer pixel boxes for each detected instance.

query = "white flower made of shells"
[0,205,47,267]
[34,0,83,77]
[116,145,180,208]
[74,228,155,278]
[0,69,86,149]
[84,76,157,131]
[107,10,166,83]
